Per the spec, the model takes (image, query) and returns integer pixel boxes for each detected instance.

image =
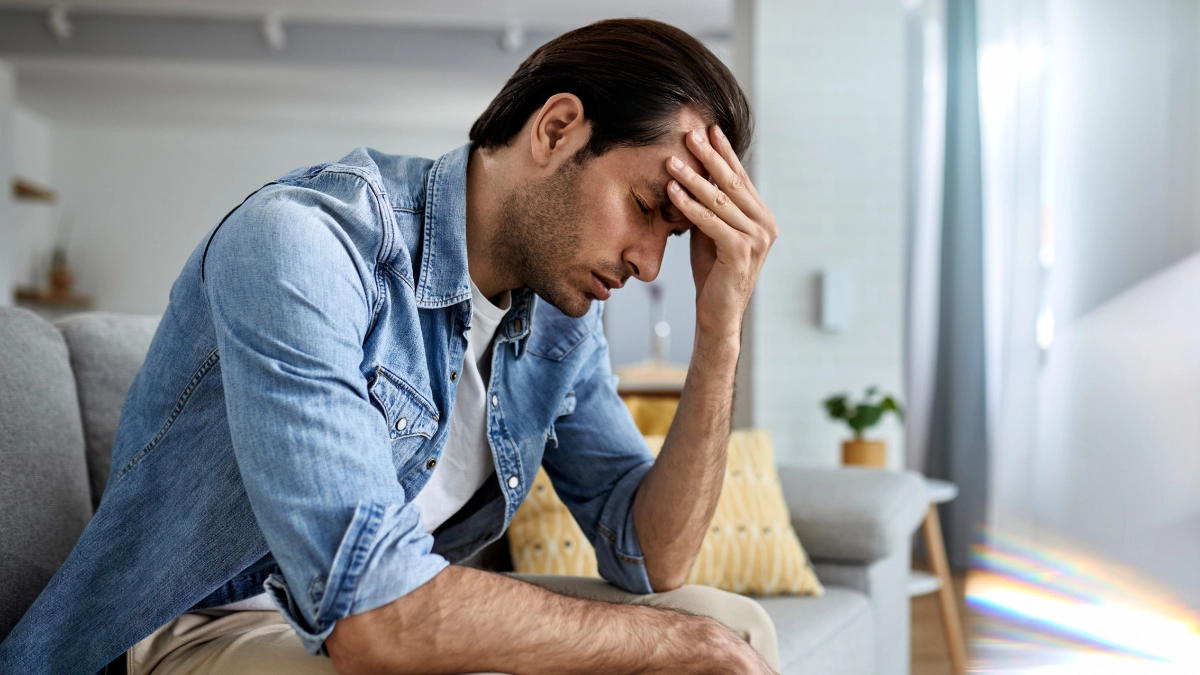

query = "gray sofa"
[0,306,928,675]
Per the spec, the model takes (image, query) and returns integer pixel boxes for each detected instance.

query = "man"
[0,18,778,675]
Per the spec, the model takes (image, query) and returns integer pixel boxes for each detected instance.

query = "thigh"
[512,574,780,671]
[130,611,334,675]
[132,610,513,675]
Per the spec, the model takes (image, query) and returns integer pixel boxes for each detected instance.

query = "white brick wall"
[744,0,907,467]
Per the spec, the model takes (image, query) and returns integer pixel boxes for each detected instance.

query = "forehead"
[588,109,709,185]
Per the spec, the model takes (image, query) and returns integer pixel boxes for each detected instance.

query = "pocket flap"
[369,366,440,440]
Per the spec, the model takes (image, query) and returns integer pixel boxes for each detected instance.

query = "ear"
[528,93,589,169]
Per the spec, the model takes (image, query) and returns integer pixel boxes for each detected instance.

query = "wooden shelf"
[12,177,56,203]
[15,287,93,310]
[614,360,688,396]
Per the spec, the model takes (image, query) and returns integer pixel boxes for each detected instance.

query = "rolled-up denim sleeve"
[204,180,447,654]
[540,331,655,595]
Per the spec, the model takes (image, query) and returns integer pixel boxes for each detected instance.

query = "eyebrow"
[641,181,671,211]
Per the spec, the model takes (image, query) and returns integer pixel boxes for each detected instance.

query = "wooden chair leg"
[923,504,968,675]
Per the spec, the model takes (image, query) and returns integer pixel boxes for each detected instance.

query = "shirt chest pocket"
[368,366,440,467]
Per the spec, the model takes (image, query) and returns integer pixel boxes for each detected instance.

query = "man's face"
[492,112,708,318]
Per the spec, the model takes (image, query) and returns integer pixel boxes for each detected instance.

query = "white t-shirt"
[214,280,508,611]
[410,280,510,533]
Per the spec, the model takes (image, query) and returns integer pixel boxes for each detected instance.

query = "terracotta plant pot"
[842,439,887,468]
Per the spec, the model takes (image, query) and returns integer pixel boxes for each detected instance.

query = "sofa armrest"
[778,466,928,564]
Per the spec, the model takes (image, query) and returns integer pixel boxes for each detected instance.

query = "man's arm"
[634,125,778,590]
[326,565,770,675]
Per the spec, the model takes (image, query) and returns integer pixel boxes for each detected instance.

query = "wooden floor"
[911,568,971,675]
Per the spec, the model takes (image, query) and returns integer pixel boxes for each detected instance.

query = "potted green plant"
[822,387,904,467]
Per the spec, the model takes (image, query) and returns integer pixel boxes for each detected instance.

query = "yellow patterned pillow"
[508,429,824,596]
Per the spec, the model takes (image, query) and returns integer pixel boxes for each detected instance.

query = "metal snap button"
[491,395,499,407]
[395,417,407,432]
[450,370,458,382]
[426,458,437,470]
[507,475,519,489]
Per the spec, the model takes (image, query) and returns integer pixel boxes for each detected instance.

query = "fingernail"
[670,181,682,192]
[692,129,705,143]
[714,126,726,139]
[670,156,684,170]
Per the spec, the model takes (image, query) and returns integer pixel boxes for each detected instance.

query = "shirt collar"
[416,142,536,357]
[415,143,472,309]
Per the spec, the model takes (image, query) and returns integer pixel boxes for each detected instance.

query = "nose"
[624,233,668,283]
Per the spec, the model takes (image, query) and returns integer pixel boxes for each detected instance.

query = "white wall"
[1033,253,1200,609]
[745,0,907,466]
[1048,0,1200,325]
[11,105,56,293]
[988,0,1200,610]
[0,60,15,306]
[50,123,464,315]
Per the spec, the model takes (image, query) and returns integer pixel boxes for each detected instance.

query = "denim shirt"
[0,144,656,675]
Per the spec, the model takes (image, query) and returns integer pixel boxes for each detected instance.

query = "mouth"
[589,272,621,301]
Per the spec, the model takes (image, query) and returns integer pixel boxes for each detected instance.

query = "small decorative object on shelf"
[48,246,74,299]
[15,245,93,311]
[822,386,904,468]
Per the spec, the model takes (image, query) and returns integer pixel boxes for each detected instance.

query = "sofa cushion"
[778,466,927,563]
[756,587,875,675]
[0,307,92,639]
[55,313,160,507]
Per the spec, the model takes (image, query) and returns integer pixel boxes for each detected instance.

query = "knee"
[654,585,777,650]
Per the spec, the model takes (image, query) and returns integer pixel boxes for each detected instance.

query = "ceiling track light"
[262,12,287,51]
[47,5,73,43]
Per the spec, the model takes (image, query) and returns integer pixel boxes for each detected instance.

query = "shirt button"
[450,370,458,382]
[395,417,407,432]
[491,395,498,407]
[507,475,519,489]
[426,458,437,470]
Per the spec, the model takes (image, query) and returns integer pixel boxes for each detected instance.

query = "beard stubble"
[491,158,594,318]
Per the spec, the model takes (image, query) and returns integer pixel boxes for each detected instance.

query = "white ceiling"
[11,56,504,130]
[0,0,731,34]
[2,0,732,129]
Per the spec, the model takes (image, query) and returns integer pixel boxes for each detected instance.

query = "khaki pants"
[129,574,780,674]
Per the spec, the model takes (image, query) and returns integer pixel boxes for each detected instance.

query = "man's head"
[470,18,752,318]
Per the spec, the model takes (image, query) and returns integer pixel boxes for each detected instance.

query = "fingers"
[697,125,777,247]
[688,126,764,215]
[667,179,744,253]
[667,155,756,235]
[704,125,762,203]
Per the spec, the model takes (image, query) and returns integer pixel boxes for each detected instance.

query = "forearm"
[326,565,744,675]
[634,329,741,590]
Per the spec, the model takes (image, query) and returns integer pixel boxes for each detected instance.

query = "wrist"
[692,329,742,363]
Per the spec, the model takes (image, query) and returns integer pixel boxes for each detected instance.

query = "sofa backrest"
[0,308,159,640]
[0,307,93,639]
[55,313,160,507]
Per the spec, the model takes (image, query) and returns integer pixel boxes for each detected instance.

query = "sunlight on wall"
[967,531,1200,673]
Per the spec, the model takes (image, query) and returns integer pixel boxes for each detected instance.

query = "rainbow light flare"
[966,531,1200,672]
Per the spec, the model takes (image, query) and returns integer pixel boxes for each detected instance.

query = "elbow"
[646,560,691,593]
[326,627,375,675]
[649,577,687,594]
[327,613,416,675]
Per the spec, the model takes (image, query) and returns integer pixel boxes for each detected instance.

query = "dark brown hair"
[469,18,752,159]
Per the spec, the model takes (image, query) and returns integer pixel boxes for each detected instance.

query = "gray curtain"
[927,0,988,570]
